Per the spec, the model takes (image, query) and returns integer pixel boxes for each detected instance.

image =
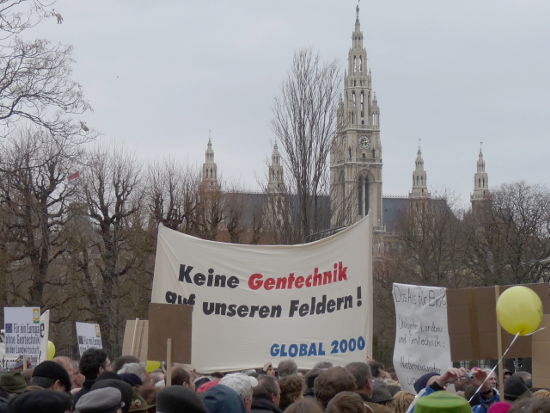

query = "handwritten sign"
[76,322,103,356]
[4,307,41,365]
[392,283,452,393]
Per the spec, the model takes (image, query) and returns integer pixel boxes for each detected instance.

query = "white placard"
[392,283,452,393]
[151,217,373,372]
[39,310,50,363]
[4,307,42,365]
[76,322,103,356]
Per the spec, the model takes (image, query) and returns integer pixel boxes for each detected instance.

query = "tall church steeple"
[267,143,285,194]
[331,3,383,230]
[409,143,430,199]
[202,137,219,190]
[471,143,489,205]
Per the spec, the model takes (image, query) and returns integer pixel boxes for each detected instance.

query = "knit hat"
[75,387,124,413]
[7,389,72,413]
[157,386,207,413]
[31,361,71,392]
[119,373,143,387]
[488,402,512,413]
[413,372,439,393]
[504,374,531,401]
[415,391,471,413]
[372,381,393,403]
[0,372,27,394]
[92,378,133,413]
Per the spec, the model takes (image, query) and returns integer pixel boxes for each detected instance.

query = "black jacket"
[251,397,282,413]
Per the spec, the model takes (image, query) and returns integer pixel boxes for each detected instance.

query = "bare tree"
[0,128,82,306]
[0,1,90,137]
[272,49,340,240]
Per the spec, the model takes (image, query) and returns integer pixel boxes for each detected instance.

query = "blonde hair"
[532,389,550,399]
[390,391,416,413]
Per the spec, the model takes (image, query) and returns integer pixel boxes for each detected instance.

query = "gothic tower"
[201,138,219,191]
[409,144,430,199]
[330,4,382,230]
[471,145,490,210]
[267,143,285,194]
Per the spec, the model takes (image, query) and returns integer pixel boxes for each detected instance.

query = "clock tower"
[330,4,382,230]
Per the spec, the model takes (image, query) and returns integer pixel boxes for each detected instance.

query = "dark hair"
[314,367,357,408]
[253,375,279,400]
[345,362,372,389]
[326,391,365,413]
[79,348,109,380]
[171,366,191,386]
[278,359,298,378]
[279,375,305,411]
[368,360,385,378]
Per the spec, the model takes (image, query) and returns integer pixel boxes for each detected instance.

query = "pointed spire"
[356,0,360,25]
[202,135,218,190]
[268,142,285,194]
[471,141,489,204]
[410,140,430,199]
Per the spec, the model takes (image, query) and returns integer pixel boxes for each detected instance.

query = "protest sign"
[39,310,50,363]
[532,314,550,388]
[151,216,372,372]
[3,307,41,365]
[392,283,452,393]
[447,283,550,361]
[148,304,192,364]
[76,322,103,356]
[122,319,149,360]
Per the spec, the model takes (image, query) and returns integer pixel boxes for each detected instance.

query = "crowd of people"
[0,350,547,413]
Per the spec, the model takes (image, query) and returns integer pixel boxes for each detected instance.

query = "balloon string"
[404,387,426,413]
[468,332,520,403]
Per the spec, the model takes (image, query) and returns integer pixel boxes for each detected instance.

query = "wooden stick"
[131,318,139,356]
[495,285,504,392]
[166,338,172,386]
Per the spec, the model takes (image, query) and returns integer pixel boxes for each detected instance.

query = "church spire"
[409,141,430,199]
[267,143,285,194]
[202,135,218,190]
[471,142,489,204]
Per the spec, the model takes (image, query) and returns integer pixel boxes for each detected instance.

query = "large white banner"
[4,307,41,365]
[151,217,372,372]
[392,283,452,393]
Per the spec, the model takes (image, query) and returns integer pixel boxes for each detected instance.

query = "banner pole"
[166,338,172,386]
[494,285,504,392]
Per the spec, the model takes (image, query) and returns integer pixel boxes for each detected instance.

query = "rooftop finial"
[208,129,212,145]
[418,138,422,153]
[356,0,360,23]
[479,140,483,156]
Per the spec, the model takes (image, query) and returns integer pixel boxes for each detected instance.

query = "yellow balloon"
[47,340,56,360]
[146,360,161,373]
[496,286,543,336]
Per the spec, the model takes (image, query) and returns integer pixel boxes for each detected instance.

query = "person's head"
[325,391,365,413]
[253,375,280,407]
[314,366,357,408]
[345,362,373,396]
[157,386,207,413]
[516,371,532,389]
[117,363,146,384]
[509,397,550,413]
[92,378,133,413]
[368,360,386,379]
[111,356,140,373]
[53,356,82,389]
[390,391,416,413]
[75,387,124,413]
[279,374,305,410]
[7,389,72,413]
[30,361,71,392]
[171,366,192,389]
[219,373,258,411]
[0,372,27,394]
[504,373,531,402]
[484,369,497,389]
[277,359,298,378]
[532,389,550,399]
[503,370,513,383]
[203,384,246,413]
[372,381,393,405]
[283,397,324,413]
[79,348,111,381]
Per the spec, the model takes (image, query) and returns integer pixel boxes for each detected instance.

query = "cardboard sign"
[76,322,103,356]
[532,314,550,388]
[122,319,149,360]
[148,303,192,363]
[447,283,550,361]
[150,216,373,372]
[3,307,41,365]
[392,283,452,393]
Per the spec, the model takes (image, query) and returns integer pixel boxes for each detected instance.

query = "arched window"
[358,176,370,216]
[359,56,363,72]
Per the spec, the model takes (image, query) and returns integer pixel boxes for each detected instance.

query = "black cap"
[31,361,71,392]
[157,386,207,413]
[7,389,72,413]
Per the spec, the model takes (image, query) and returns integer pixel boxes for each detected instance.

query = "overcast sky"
[29,0,550,208]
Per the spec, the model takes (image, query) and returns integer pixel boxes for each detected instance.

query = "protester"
[0,372,26,396]
[251,375,281,413]
[503,374,531,402]
[203,384,247,413]
[219,373,258,412]
[279,375,305,411]
[263,363,276,377]
[372,381,393,406]
[170,366,192,389]
[75,387,124,413]
[314,366,356,408]
[532,389,550,399]
[345,361,391,413]
[325,391,365,413]
[74,348,112,405]
[282,398,323,413]
[390,391,415,413]
[157,386,206,413]
[415,391,471,413]
[7,389,71,413]
[303,368,322,398]
[54,356,85,391]
[278,360,298,378]
[92,378,133,413]
[29,361,71,392]
[368,360,391,381]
